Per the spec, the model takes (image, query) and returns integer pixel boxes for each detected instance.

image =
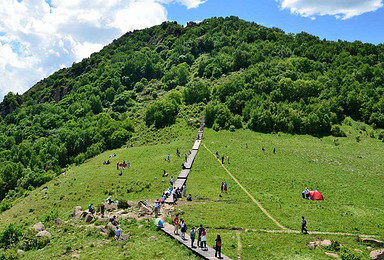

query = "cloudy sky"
[1,0,384,102]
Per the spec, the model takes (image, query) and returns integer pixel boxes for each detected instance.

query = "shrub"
[19,229,50,251]
[0,224,23,249]
[0,201,12,213]
[41,210,58,224]
[331,125,346,137]
[117,200,130,209]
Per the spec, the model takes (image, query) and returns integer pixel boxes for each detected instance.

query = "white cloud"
[278,0,383,19]
[0,0,206,101]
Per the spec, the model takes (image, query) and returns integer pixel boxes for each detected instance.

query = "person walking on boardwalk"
[224,181,228,193]
[180,219,187,240]
[221,156,224,164]
[215,234,222,258]
[185,154,188,162]
[173,214,180,235]
[201,228,207,250]
[190,227,196,248]
[301,216,308,234]
[197,224,203,247]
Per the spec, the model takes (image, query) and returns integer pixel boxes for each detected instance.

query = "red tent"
[309,190,324,200]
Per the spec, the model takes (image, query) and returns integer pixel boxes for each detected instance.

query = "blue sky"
[0,0,384,102]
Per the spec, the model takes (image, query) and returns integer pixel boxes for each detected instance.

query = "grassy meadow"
[1,123,384,259]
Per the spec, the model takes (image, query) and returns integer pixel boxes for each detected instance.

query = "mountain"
[1,15,384,213]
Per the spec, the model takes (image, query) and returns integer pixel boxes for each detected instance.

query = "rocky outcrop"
[84,214,94,223]
[72,206,82,218]
[363,239,384,247]
[370,249,384,260]
[36,231,51,238]
[33,222,45,232]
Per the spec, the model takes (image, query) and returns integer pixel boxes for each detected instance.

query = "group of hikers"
[220,182,228,193]
[159,182,191,204]
[173,214,223,258]
[215,151,230,165]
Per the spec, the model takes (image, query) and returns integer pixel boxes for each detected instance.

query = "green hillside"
[1,16,384,259]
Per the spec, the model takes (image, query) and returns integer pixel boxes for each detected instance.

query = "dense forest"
[1,16,384,208]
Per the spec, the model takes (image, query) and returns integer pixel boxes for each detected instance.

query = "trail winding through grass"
[203,143,380,238]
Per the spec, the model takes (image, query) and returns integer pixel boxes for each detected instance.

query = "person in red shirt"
[173,214,179,235]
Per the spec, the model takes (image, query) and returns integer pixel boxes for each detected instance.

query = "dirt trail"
[203,144,381,239]
[235,230,242,260]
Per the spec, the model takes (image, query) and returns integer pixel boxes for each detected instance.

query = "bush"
[117,200,130,209]
[41,210,58,224]
[0,201,12,213]
[19,229,50,251]
[340,248,362,260]
[331,125,346,137]
[0,224,23,249]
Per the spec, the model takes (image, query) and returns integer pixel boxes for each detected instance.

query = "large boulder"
[137,201,152,215]
[370,249,384,260]
[36,231,51,238]
[363,239,384,247]
[33,222,44,232]
[84,214,94,223]
[104,203,117,211]
[72,206,82,218]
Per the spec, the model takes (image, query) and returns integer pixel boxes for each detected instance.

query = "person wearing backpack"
[180,220,187,240]
[215,234,222,258]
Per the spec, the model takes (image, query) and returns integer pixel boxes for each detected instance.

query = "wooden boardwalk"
[161,223,231,260]
[164,117,204,203]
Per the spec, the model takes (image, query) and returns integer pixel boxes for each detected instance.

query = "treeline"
[1,16,384,206]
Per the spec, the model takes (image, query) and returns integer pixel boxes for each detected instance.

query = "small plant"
[355,135,361,142]
[322,240,340,251]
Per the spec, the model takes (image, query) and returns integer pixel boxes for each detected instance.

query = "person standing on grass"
[221,156,224,164]
[220,182,224,193]
[154,201,160,217]
[170,176,174,186]
[273,148,276,154]
[127,161,130,168]
[117,162,119,170]
[246,143,248,149]
[301,216,308,234]
[173,214,179,235]
[227,156,230,164]
[197,224,203,247]
[216,151,219,158]
[215,234,222,258]
[224,182,228,193]
[190,227,196,248]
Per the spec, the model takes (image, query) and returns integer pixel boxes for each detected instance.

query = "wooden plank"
[192,140,201,150]
[178,169,190,179]
[184,150,198,169]
[161,223,232,260]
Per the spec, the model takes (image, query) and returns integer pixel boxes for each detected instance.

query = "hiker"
[154,201,160,217]
[110,215,119,226]
[246,143,248,149]
[106,196,114,204]
[201,228,207,250]
[163,169,168,177]
[118,170,122,176]
[221,156,224,164]
[170,177,174,186]
[156,218,164,228]
[180,219,186,240]
[302,187,310,199]
[100,202,105,218]
[88,203,95,214]
[262,147,265,152]
[181,163,186,170]
[273,148,276,154]
[186,194,192,201]
[216,151,219,158]
[172,189,177,204]
[227,156,230,164]
[167,154,170,162]
[182,184,186,197]
[115,226,121,240]
[197,224,203,247]
[173,214,179,235]
[224,182,228,193]
[106,160,110,164]
[220,182,224,193]
[190,227,196,248]
[176,188,182,198]
[301,216,308,234]
[127,161,130,168]
[185,154,188,162]
[117,162,119,170]
[177,148,180,157]
[215,234,222,258]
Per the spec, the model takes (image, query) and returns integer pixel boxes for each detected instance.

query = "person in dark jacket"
[215,234,222,258]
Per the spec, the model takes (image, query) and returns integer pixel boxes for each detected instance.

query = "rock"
[72,206,82,218]
[54,218,64,225]
[368,246,373,250]
[84,214,94,223]
[104,203,118,211]
[71,253,80,258]
[363,239,384,247]
[33,222,45,232]
[97,217,109,223]
[325,252,339,258]
[320,240,332,247]
[148,236,157,240]
[370,249,384,260]
[137,202,152,215]
[41,186,48,193]
[308,242,316,249]
[36,231,51,238]
[116,234,130,242]
[17,249,24,254]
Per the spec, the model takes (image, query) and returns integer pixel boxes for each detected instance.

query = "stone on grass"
[97,217,109,223]
[71,253,80,258]
[72,206,82,218]
[84,214,94,223]
[116,234,130,242]
[36,230,51,238]
[54,218,64,225]
[148,236,157,240]
[370,249,384,260]
[17,249,24,255]
[33,222,45,232]
[363,239,384,247]
[324,252,339,258]
[308,242,316,249]
[319,240,332,247]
